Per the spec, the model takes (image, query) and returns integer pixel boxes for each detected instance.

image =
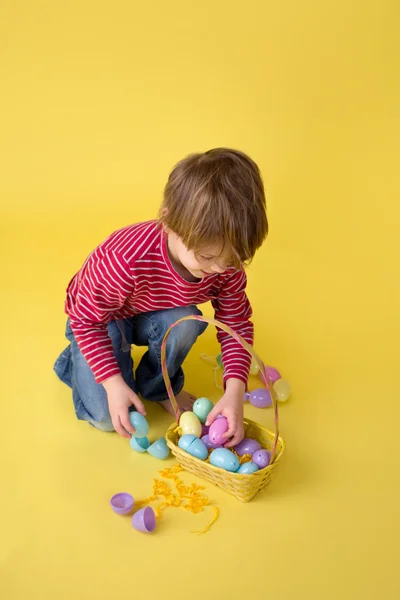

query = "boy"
[54,148,268,447]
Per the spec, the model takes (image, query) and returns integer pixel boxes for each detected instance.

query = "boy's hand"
[103,374,146,439]
[205,378,245,447]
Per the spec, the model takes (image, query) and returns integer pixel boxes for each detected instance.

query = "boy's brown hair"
[161,148,268,267]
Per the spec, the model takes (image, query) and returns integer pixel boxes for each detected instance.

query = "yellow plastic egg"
[249,358,260,376]
[273,379,291,402]
[179,411,202,437]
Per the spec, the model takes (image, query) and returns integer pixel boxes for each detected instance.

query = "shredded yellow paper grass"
[136,465,219,533]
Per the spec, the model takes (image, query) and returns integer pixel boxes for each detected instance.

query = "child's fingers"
[222,421,237,441]
[120,410,135,436]
[205,407,219,426]
[113,415,132,439]
[131,393,146,416]
[224,431,243,448]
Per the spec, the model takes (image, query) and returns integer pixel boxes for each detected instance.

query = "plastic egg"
[178,434,208,460]
[193,397,214,423]
[252,449,271,469]
[147,437,170,460]
[237,462,260,474]
[249,358,260,376]
[234,438,261,456]
[129,412,149,438]
[201,424,210,436]
[273,379,291,402]
[186,438,208,460]
[178,434,197,451]
[208,416,229,445]
[130,436,151,453]
[210,448,240,472]
[264,365,281,384]
[216,353,223,368]
[248,388,272,408]
[179,411,202,437]
[201,434,222,449]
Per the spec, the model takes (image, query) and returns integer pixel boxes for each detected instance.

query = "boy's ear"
[160,207,169,232]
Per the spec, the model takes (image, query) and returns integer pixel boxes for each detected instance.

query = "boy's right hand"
[103,374,146,438]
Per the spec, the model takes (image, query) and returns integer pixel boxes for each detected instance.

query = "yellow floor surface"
[1,2,399,599]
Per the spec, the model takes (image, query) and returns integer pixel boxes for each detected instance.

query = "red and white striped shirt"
[65,221,253,385]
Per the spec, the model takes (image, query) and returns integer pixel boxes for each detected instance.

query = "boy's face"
[167,231,234,279]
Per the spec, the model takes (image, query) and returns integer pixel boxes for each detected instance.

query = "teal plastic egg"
[237,462,259,474]
[130,436,150,453]
[129,412,149,438]
[178,434,197,451]
[147,437,170,460]
[178,435,208,460]
[187,438,208,460]
[193,397,214,423]
[210,448,240,472]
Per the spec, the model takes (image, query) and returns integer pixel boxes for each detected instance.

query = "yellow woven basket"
[161,315,286,503]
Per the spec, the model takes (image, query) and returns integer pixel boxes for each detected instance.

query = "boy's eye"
[200,255,213,261]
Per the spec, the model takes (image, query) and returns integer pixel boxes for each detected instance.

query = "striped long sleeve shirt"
[65,221,253,385]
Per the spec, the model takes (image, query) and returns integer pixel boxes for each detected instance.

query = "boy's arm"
[208,270,253,447]
[211,269,254,387]
[66,249,133,384]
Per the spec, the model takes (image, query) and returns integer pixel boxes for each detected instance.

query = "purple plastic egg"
[209,416,229,445]
[201,434,222,449]
[264,366,281,384]
[234,438,261,457]
[252,449,271,469]
[249,388,272,408]
[201,424,210,436]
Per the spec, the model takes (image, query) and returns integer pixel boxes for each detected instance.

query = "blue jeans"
[53,305,207,431]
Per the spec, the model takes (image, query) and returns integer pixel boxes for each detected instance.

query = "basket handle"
[160,315,280,464]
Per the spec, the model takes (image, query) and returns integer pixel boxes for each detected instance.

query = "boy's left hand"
[205,378,245,447]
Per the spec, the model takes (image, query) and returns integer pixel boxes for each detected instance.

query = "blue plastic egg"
[178,434,197,451]
[129,412,149,438]
[186,438,208,461]
[210,448,240,472]
[130,436,150,453]
[147,437,170,460]
[237,462,259,474]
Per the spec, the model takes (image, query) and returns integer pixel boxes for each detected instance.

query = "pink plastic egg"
[264,366,281,384]
[249,388,272,408]
[234,438,261,457]
[208,416,229,445]
[252,449,271,469]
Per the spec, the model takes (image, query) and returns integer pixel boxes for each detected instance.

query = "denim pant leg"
[127,305,207,402]
[53,319,136,430]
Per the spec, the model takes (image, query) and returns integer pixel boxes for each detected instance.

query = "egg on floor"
[128,412,149,438]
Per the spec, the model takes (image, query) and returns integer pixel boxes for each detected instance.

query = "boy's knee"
[90,417,114,432]
[167,306,207,347]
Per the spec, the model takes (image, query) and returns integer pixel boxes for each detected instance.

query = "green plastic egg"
[193,397,214,424]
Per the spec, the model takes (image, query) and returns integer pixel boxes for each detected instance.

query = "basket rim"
[165,417,285,478]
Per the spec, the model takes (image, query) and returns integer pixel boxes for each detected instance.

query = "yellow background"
[1,1,399,598]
